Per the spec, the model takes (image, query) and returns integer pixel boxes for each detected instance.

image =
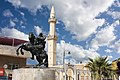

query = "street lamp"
[63,50,71,80]
[63,51,71,65]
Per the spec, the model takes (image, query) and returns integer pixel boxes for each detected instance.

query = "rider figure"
[35,33,46,50]
[28,32,35,60]
[29,32,46,60]
[29,32,35,45]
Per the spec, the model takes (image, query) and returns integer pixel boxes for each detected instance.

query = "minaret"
[47,6,57,67]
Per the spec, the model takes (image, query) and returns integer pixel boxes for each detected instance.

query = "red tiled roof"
[0,37,27,46]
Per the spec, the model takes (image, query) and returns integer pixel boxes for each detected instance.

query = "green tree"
[86,57,113,80]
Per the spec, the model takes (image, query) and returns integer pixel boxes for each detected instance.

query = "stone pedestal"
[12,68,55,80]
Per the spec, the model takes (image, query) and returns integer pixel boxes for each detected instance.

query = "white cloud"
[20,11,24,16]
[0,27,28,41]
[91,20,120,51]
[7,0,43,13]
[56,40,99,64]
[108,55,113,59]
[105,49,113,53]
[7,0,113,41]
[34,26,42,35]
[91,24,116,50]
[3,9,13,17]
[20,20,24,25]
[113,0,120,7]
[21,26,26,29]
[113,20,120,26]
[7,0,21,7]
[10,19,16,27]
[13,18,19,22]
[102,55,113,61]
[107,11,120,19]
[112,39,120,53]
[54,0,112,41]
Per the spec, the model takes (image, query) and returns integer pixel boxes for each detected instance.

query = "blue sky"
[0,0,120,65]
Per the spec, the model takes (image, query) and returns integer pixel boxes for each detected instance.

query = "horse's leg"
[30,51,34,60]
[44,54,48,67]
[16,46,22,55]
[20,47,24,55]
[36,56,42,66]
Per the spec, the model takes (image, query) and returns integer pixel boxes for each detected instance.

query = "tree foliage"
[86,57,115,80]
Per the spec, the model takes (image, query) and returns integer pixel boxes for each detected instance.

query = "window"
[12,64,19,69]
[7,63,19,70]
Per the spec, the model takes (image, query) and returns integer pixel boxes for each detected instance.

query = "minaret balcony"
[47,35,58,40]
[48,18,57,23]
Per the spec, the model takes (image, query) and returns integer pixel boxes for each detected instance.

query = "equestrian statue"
[16,32,48,67]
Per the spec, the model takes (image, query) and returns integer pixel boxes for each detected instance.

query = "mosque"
[47,6,91,80]
[0,6,91,80]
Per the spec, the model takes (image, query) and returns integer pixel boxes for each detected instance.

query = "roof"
[0,37,27,46]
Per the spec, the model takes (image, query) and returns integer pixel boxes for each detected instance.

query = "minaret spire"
[50,6,56,19]
[47,6,57,67]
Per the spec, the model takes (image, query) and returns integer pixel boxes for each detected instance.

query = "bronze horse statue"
[16,32,48,67]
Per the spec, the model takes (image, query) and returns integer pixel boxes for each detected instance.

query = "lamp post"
[63,50,70,80]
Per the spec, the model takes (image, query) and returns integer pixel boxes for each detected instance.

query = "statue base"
[12,68,55,80]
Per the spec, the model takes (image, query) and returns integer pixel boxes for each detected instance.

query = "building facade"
[54,63,91,80]
[0,37,30,80]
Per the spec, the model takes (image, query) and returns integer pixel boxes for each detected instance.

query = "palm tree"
[86,57,113,80]
[86,58,97,80]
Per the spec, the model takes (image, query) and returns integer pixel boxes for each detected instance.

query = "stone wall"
[12,68,55,80]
